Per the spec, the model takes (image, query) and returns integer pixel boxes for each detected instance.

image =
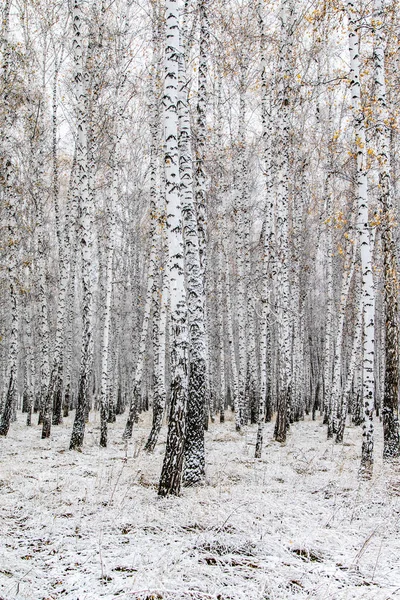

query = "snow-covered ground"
[0,411,399,600]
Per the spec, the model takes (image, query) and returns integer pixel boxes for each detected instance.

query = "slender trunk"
[235,77,248,430]
[145,263,169,452]
[257,0,274,455]
[328,240,356,438]
[99,193,115,447]
[144,1,165,452]
[123,212,158,439]
[22,263,35,426]
[336,291,362,443]
[323,180,334,425]
[224,244,240,429]
[217,247,226,423]
[48,56,68,430]
[0,283,18,437]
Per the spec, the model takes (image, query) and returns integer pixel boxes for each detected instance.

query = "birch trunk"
[235,77,248,431]
[274,0,293,443]
[195,0,208,275]
[224,239,240,429]
[23,274,35,427]
[256,0,273,454]
[145,263,169,452]
[70,0,95,450]
[99,164,116,447]
[0,0,19,437]
[336,289,363,443]
[123,195,158,440]
[347,0,376,477]
[63,178,79,419]
[144,4,166,452]
[217,245,226,424]
[177,52,207,486]
[323,181,334,424]
[328,239,356,438]
[46,49,67,428]
[373,0,400,459]
[158,0,189,497]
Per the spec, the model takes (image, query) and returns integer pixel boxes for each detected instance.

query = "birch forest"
[1,0,400,598]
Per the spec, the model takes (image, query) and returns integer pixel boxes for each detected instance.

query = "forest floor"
[0,411,399,600]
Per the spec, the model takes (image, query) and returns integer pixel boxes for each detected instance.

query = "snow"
[0,411,399,600]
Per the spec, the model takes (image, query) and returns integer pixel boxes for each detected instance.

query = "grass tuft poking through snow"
[0,410,399,599]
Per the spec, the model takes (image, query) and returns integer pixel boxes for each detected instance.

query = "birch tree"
[158,0,189,497]
[274,0,294,443]
[347,0,376,477]
[177,49,207,486]
[70,0,95,451]
[372,0,400,459]
[0,0,20,437]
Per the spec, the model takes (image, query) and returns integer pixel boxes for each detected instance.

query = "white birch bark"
[255,0,274,458]
[177,50,207,486]
[258,0,275,428]
[235,77,248,431]
[274,0,294,443]
[224,241,240,427]
[47,46,67,431]
[195,0,208,276]
[99,156,117,447]
[40,60,68,436]
[347,0,376,477]
[23,269,35,427]
[256,227,270,457]
[336,287,363,443]
[328,239,357,438]
[372,0,400,458]
[217,245,226,423]
[123,196,158,439]
[70,0,95,450]
[63,162,79,418]
[0,0,19,436]
[36,174,50,428]
[145,3,166,452]
[323,182,334,425]
[158,0,189,497]
[145,261,169,452]
[290,157,307,422]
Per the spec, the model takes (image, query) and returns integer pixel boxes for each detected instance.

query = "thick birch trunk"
[256,0,273,452]
[274,0,294,443]
[158,0,189,497]
[177,52,207,487]
[373,0,400,458]
[70,0,95,450]
[347,0,376,477]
